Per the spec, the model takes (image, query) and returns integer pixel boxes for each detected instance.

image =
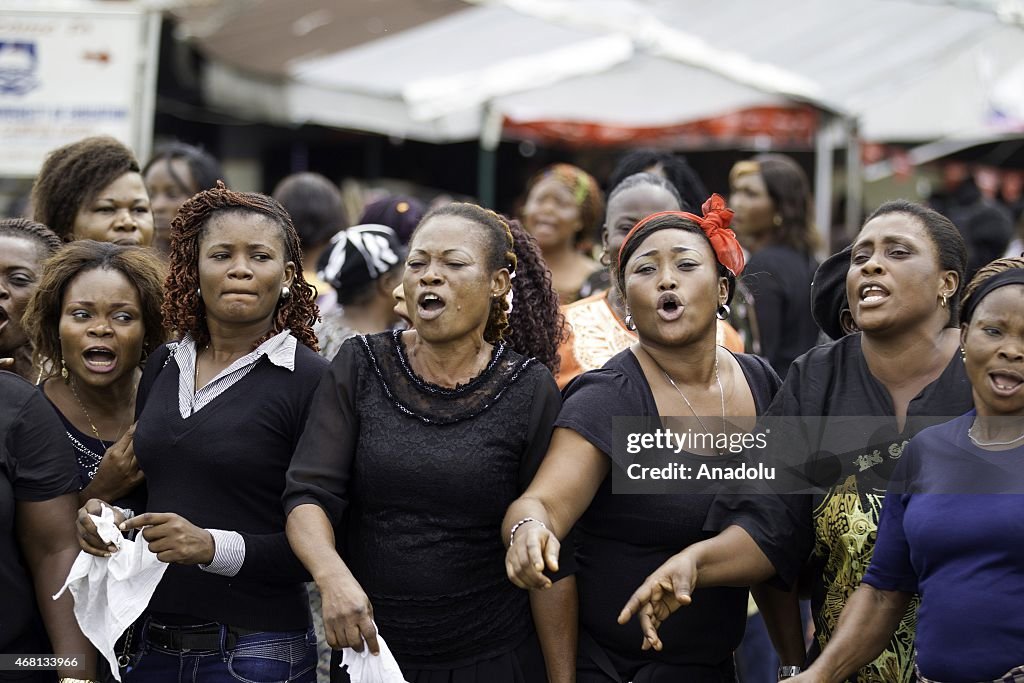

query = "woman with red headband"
[503,195,783,681]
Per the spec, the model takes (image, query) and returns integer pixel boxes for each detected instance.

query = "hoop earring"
[280,286,291,300]
[716,304,731,320]
[940,294,948,308]
[599,249,611,267]
[624,313,636,331]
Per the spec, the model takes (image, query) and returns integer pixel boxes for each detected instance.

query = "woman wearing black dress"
[284,203,572,682]
[621,201,973,683]
[504,195,782,681]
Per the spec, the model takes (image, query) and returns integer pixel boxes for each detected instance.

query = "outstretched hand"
[617,551,698,651]
[505,521,560,590]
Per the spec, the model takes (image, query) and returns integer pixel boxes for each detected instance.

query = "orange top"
[555,291,744,389]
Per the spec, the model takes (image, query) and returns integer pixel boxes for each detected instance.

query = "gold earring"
[60,357,69,383]
[940,294,948,308]
[773,214,783,227]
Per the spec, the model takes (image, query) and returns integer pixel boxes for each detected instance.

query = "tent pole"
[814,114,836,256]
[478,106,503,208]
[844,117,863,248]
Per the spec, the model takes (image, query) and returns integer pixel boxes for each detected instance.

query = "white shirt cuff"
[199,529,245,576]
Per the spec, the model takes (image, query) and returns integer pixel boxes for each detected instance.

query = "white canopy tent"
[181,0,1024,235]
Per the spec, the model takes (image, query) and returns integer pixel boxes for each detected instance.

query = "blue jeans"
[126,618,316,683]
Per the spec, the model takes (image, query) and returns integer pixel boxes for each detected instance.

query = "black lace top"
[284,330,562,668]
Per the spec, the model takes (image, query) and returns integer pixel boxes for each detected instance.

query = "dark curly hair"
[32,136,142,241]
[163,182,319,351]
[413,202,517,344]
[22,241,168,376]
[0,217,62,259]
[506,218,566,373]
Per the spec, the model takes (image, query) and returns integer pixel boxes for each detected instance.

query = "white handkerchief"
[339,625,408,683]
[54,505,168,682]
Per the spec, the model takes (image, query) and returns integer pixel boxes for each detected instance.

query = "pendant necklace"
[656,352,727,455]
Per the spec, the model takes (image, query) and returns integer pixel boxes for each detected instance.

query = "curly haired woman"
[76,182,328,683]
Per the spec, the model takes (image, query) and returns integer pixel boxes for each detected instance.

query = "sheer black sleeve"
[283,337,362,527]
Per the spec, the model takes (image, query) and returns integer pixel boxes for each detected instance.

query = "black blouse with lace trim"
[284,330,562,668]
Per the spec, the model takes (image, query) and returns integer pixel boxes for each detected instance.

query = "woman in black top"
[621,201,973,683]
[77,184,328,683]
[23,241,166,518]
[284,203,572,682]
[729,154,821,376]
[505,195,781,681]
[1,372,97,682]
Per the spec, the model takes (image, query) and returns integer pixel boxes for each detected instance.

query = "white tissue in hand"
[340,628,408,683]
[93,504,123,549]
[54,504,168,682]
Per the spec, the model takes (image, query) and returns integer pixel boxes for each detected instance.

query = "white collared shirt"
[174,330,297,419]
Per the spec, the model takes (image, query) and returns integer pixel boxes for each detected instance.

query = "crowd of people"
[1,133,1022,683]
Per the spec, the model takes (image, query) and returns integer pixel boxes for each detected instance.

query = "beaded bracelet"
[508,517,547,548]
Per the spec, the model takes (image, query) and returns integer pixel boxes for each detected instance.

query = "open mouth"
[82,347,117,372]
[858,282,890,304]
[656,292,684,322]
[989,370,1024,395]
[417,291,447,321]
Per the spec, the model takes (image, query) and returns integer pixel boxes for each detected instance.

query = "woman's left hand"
[120,512,215,565]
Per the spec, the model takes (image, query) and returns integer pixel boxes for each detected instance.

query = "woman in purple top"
[789,257,1024,683]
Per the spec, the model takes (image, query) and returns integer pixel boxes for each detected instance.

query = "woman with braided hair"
[284,202,574,682]
[76,183,328,682]
[521,163,604,304]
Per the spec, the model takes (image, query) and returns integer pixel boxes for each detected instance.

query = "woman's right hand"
[75,499,126,556]
[318,571,381,655]
[81,424,143,503]
[505,521,560,590]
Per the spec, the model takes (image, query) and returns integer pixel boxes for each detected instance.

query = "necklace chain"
[968,419,1024,448]
[658,353,726,452]
[69,378,128,451]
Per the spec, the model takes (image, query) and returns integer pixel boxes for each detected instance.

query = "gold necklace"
[69,378,128,451]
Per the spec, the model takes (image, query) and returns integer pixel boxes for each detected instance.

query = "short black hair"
[271,172,348,252]
[607,150,707,213]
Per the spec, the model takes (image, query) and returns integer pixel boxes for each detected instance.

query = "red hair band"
[617,193,745,277]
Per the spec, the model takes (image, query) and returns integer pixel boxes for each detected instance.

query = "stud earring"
[624,313,636,331]
[280,286,291,300]
[196,287,202,297]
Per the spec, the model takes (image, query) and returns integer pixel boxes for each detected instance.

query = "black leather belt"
[145,622,260,652]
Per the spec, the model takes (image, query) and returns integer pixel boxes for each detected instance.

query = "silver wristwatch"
[778,666,802,680]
